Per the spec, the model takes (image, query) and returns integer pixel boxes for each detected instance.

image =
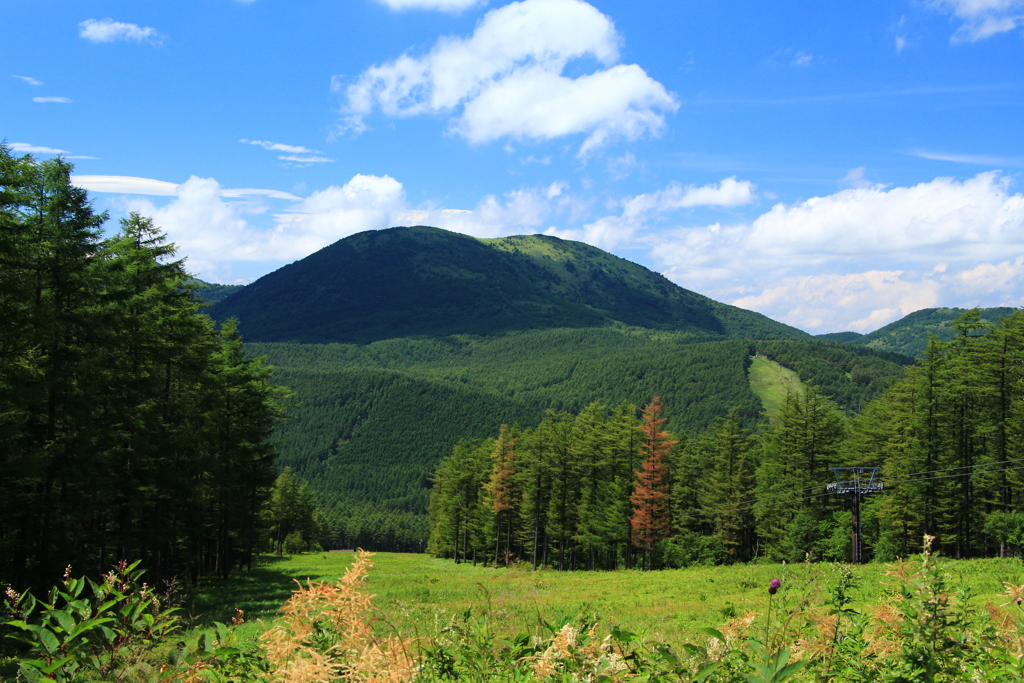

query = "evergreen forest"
[427,309,1024,569]
[251,332,910,551]
[0,145,318,589]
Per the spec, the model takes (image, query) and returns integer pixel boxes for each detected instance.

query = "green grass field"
[186,551,1024,648]
[748,355,804,420]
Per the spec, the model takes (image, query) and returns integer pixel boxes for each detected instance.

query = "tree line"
[427,309,1024,568]
[0,145,290,589]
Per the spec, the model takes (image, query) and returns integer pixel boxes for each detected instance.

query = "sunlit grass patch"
[748,355,804,420]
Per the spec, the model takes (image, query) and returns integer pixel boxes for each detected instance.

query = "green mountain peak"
[210,225,807,344]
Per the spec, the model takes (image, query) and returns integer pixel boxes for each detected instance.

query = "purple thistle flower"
[768,578,781,595]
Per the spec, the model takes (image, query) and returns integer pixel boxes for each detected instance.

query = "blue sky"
[3,0,1024,334]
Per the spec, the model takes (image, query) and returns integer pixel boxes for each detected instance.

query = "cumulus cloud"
[79,18,163,44]
[931,0,1024,42]
[112,174,405,280]
[274,174,406,254]
[731,271,943,333]
[337,0,677,154]
[12,75,42,86]
[33,97,71,103]
[645,172,1024,333]
[375,0,486,10]
[398,185,557,238]
[545,177,757,250]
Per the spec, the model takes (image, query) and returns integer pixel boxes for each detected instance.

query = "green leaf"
[39,655,77,675]
[50,608,75,634]
[703,627,726,641]
[38,628,59,655]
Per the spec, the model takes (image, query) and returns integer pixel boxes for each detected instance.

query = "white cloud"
[644,172,1024,332]
[74,176,180,196]
[12,75,41,86]
[73,175,301,200]
[543,177,756,251]
[338,0,677,155]
[241,139,317,154]
[241,139,334,164]
[90,174,405,280]
[399,186,555,238]
[79,18,163,44]
[276,175,406,252]
[657,177,757,209]
[732,271,943,333]
[791,51,813,66]
[607,152,637,180]
[839,167,873,189]
[221,188,303,201]
[375,0,486,10]
[33,97,71,103]
[278,155,335,164]
[9,142,70,155]
[911,149,1024,167]
[931,0,1024,42]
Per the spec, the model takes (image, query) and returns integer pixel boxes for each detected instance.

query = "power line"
[685,460,1024,521]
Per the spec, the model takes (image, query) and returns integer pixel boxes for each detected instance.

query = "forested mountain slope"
[250,330,909,549]
[204,225,912,551]
[816,307,1018,357]
[210,226,809,343]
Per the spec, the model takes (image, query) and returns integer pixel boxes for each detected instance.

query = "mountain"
[816,307,1019,357]
[209,226,809,343]
[206,226,910,550]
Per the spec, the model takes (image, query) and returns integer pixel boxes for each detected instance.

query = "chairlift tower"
[828,467,883,564]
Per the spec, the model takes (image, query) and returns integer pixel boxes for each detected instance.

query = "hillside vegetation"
[817,306,1018,357]
[252,330,908,550]
[210,226,809,343]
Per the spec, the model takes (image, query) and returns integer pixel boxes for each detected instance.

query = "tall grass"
[7,543,1024,681]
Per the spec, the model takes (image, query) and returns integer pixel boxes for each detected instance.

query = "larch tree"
[485,424,518,566]
[629,397,678,570]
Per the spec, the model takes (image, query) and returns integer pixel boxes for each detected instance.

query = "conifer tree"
[485,424,519,566]
[700,408,755,561]
[629,397,677,569]
[755,386,845,561]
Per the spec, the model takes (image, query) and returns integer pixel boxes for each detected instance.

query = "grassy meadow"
[747,355,804,420]
[186,550,1024,648]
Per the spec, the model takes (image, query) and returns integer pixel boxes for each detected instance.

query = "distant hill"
[816,307,1019,357]
[189,278,245,305]
[815,331,863,344]
[209,226,809,343]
